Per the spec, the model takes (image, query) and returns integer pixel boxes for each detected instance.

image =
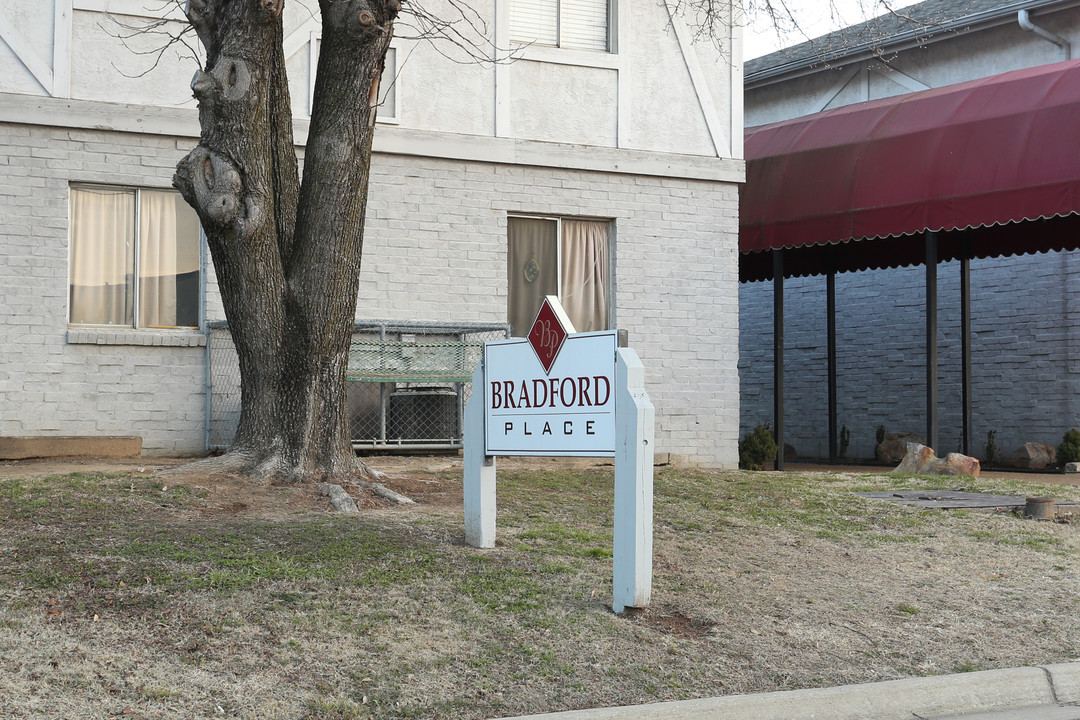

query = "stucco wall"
[2,0,737,160]
[739,251,1080,462]
[0,120,742,464]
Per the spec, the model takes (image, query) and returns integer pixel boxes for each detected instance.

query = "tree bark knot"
[191,57,253,107]
[325,0,399,37]
[174,147,262,236]
[260,0,284,19]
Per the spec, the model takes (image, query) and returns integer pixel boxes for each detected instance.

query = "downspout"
[1018,10,1071,60]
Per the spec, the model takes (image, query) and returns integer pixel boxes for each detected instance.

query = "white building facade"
[0,0,744,464]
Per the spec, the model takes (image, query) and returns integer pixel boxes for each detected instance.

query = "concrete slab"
[930,706,1080,720]
[858,490,1030,509]
[1046,663,1080,704]
[493,667,1056,720]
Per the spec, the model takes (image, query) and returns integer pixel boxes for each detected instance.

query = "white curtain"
[560,219,609,332]
[138,190,178,328]
[507,217,558,336]
[69,187,134,325]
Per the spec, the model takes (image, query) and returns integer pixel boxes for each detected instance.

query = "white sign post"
[463,297,654,612]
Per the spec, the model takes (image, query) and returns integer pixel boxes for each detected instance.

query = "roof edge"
[745,0,1079,88]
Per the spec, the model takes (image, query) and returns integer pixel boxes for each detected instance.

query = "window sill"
[66,328,207,347]
[512,45,620,69]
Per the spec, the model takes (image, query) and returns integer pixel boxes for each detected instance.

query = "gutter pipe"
[1018,9,1072,59]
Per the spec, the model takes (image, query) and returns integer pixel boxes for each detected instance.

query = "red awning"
[741,60,1080,255]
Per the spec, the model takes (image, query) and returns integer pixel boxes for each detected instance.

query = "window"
[509,0,610,52]
[310,37,399,122]
[69,186,202,328]
[507,215,611,336]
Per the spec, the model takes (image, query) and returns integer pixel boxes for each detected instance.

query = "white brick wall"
[739,251,1080,461]
[0,125,208,455]
[359,155,742,466]
[2,123,742,465]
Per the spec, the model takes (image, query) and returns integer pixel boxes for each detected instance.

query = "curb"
[492,663,1080,720]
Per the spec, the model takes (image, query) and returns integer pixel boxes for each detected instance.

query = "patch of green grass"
[896,602,921,616]
[302,697,369,719]
[517,522,612,558]
[138,686,182,701]
[456,556,548,613]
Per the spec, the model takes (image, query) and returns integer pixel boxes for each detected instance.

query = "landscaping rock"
[876,433,925,464]
[1066,462,1079,474]
[892,442,981,477]
[319,483,359,513]
[1005,442,1056,470]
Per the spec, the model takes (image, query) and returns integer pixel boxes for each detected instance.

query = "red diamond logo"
[527,296,574,374]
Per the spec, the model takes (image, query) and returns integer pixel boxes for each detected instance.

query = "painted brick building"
[0,0,744,464]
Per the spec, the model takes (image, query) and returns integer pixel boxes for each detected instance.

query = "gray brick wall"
[2,122,741,465]
[0,125,207,455]
[739,251,1080,462]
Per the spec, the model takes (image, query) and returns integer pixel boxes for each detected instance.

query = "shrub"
[985,430,999,467]
[739,423,778,471]
[1059,428,1080,465]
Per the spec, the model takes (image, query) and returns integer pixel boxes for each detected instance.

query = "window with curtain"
[507,215,610,336]
[509,0,610,52]
[69,186,202,329]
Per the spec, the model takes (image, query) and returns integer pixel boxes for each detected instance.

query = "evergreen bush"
[1058,428,1080,465]
[739,423,778,471]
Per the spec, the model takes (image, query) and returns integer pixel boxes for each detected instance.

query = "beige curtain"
[138,190,179,328]
[140,191,201,328]
[560,219,609,332]
[70,187,135,325]
[507,217,558,336]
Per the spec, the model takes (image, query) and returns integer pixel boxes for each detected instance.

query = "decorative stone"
[877,433,925,464]
[892,442,981,477]
[1004,442,1056,470]
[1066,462,1080,474]
[945,452,982,477]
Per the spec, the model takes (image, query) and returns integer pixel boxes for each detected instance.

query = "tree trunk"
[174,0,398,482]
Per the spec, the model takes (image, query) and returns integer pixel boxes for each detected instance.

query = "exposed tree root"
[160,450,414,505]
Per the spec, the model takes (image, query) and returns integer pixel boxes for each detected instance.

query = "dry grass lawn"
[1,455,1079,719]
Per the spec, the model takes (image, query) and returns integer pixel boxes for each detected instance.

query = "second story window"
[510,0,610,52]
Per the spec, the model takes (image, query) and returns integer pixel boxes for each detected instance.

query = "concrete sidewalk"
[494,663,1080,720]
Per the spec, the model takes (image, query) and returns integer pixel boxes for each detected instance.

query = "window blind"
[510,0,608,51]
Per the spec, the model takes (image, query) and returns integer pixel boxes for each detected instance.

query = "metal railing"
[206,320,510,452]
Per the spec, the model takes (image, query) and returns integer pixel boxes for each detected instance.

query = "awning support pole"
[827,266,838,463]
[773,249,785,471]
[961,239,972,456]
[926,231,939,452]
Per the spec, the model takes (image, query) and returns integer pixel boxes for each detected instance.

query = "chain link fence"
[206,321,510,452]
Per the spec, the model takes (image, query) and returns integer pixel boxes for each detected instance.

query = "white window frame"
[68,183,205,331]
[508,0,616,54]
[309,32,400,123]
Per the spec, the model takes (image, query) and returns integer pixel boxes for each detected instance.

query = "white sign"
[464,295,654,612]
[484,331,617,457]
